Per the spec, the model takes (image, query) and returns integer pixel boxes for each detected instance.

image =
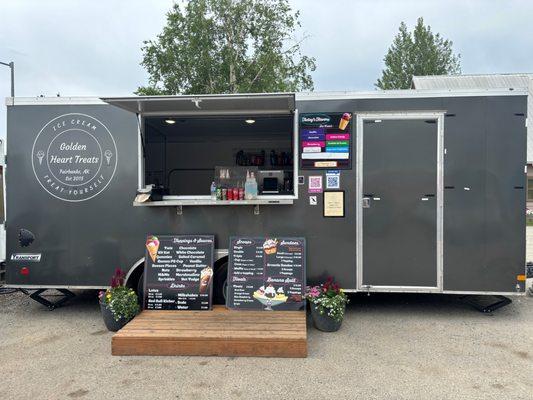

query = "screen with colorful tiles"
[299,112,352,169]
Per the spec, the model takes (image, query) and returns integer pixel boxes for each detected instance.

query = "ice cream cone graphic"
[36,150,45,165]
[146,236,160,263]
[104,150,113,165]
[338,113,352,130]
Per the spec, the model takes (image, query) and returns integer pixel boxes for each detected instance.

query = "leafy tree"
[376,17,461,89]
[137,0,316,95]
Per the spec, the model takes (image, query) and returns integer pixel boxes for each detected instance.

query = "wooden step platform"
[112,306,307,357]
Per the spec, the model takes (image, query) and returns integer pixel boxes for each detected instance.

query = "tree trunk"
[229,62,236,93]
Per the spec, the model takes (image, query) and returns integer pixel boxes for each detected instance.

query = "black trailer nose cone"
[19,229,35,247]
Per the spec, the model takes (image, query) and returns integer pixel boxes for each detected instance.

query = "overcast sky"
[1,0,533,135]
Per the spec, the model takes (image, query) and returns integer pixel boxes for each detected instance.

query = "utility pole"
[0,61,14,97]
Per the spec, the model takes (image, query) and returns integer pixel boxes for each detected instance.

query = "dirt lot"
[0,290,531,400]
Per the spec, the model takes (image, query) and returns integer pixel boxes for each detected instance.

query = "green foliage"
[306,278,349,322]
[376,17,461,90]
[101,286,140,322]
[309,293,348,322]
[137,0,316,95]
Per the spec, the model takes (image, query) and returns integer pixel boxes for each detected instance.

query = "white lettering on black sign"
[227,237,306,311]
[143,235,215,311]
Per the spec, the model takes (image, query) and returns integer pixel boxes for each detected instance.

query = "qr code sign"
[310,176,321,187]
[308,176,323,193]
[326,174,340,189]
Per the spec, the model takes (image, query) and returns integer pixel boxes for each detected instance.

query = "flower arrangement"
[306,277,349,323]
[98,268,139,322]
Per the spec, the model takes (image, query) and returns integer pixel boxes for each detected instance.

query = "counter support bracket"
[254,205,260,215]
[176,205,183,215]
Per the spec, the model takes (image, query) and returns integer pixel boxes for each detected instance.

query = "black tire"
[213,260,228,305]
[134,270,144,307]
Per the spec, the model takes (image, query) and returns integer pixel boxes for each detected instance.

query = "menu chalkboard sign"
[143,235,214,310]
[227,237,306,311]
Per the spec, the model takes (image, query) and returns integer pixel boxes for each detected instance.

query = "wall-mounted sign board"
[323,190,345,218]
[300,113,352,169]
[144,235,214,310]
[227,237,306,311]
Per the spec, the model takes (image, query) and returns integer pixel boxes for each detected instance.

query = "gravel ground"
[0,289,532,400]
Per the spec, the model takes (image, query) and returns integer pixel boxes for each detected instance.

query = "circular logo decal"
[32,113,118,202]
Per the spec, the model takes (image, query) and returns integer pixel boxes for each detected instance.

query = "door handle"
[362,197,371,208]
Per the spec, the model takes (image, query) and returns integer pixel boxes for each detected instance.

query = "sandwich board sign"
[226,237,306,311]
[143,235,214,310]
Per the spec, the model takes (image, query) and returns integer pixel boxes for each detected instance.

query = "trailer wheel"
[125,264,144,306]
[213,258,228,305]
[136,271,144,305]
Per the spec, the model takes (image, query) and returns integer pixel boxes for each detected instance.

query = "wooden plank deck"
[112,306,307,357]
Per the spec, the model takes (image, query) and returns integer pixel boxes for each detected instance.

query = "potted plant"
[306,277,349,332]
[99,268,140,332]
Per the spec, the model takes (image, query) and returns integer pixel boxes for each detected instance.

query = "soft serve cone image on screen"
[199,266,213,294]
[145,236,160,263]
[338,113,352,130]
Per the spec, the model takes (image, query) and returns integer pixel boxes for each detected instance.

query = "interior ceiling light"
[245,119,255,124]
[165,119,176,125]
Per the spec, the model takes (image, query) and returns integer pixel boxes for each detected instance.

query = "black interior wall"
[144,115,293,195]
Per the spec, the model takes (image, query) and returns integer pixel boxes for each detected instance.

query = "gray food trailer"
[3,88,528,309]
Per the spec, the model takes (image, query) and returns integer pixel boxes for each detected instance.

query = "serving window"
[142,114,297,200]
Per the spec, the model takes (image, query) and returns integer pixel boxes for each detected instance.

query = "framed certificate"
[323,190,345,218]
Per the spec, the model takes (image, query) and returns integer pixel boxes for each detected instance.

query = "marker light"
[245,119,255,124]
[20,267,29,276]
[165,119,176,125]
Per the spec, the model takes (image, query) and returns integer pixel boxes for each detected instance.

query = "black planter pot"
[310,303,344,332]
[99,300,131,332]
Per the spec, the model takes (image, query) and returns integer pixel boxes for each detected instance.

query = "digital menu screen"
[300,112,352,169]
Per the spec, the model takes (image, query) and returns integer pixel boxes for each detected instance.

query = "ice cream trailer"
[3,88,528,309]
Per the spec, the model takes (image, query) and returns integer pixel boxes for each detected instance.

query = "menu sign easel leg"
[144,235,215,310]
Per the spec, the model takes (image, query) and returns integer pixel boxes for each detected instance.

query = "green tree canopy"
[376,17,461,90]
[137,0,316,95]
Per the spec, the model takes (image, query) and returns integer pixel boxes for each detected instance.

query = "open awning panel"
[101,93,295,116]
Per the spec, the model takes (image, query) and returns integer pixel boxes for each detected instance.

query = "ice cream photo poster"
[199,266,213,294]
[338,113,352,130]
[146,236,160,262]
